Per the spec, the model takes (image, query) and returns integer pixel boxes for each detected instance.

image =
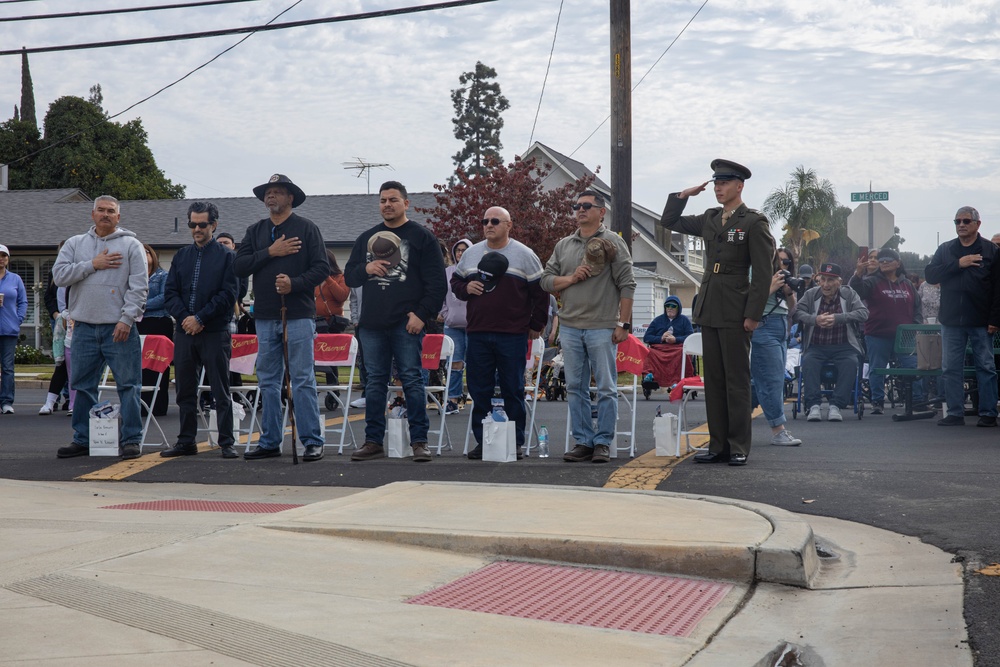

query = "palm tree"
[763,166,838,262]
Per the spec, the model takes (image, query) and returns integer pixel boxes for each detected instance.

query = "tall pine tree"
[450,62,510,177]
[20,48,36,128]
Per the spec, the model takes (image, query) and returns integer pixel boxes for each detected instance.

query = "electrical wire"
[541,0,710,183]
[526,0,563,150]
[1,0,497,56]
[0,0,260,23]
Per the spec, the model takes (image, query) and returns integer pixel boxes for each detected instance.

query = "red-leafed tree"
[417,155,597,264]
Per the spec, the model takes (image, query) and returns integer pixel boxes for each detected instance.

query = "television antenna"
[342,157,393,194]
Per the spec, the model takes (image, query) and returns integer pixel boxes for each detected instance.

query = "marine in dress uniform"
[659,160,775,465]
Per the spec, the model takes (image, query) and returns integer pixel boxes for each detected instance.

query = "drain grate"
[406,561,732,637]
[100,499,303,513]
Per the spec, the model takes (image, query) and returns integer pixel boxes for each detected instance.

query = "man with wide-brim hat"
[658,159,776,466]
[252,173,306,208]
[234,175,329,461]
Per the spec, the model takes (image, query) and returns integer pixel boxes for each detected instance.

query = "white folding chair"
[97,334,174,452]
[312,334,358,455]
[193,334,262,452]
[463,336,543,455]
[675,332,706,455]
[561,337,642,458]
[422,334,455,455]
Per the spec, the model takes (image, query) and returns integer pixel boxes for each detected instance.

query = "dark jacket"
[644,295,694,344]
[165,240,239,333]
[925,234,1000,328]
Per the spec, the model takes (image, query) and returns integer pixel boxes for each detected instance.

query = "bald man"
[450,206,549,460]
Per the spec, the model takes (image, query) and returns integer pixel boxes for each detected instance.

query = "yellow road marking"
[77,413,367,482]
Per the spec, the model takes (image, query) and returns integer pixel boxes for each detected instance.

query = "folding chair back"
[313,334,358,454]
[98,334,174,452]
[422,334,455,455]
[521,337,546,455]
[675,332,706,456]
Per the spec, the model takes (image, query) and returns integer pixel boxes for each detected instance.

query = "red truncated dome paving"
[405,561,733,637]
[100,500,303,513]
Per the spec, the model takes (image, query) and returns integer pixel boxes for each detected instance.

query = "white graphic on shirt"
[367,239,410,289]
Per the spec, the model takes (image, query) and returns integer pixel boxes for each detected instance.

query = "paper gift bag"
[208,409,242,448]
[89,417,119,457]
[482,419,517,463]
[653,414,677,457]
[386,417,412,458]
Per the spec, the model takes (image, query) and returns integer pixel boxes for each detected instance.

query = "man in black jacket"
[925,206,1000,427]
[162,202,239,457]
[234,175,329,460]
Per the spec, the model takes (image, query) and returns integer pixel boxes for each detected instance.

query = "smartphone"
[858,246,869,262]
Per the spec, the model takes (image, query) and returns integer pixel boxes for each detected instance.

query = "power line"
[527,0,564,150]
[0,0,260,23]
[1,0,497,56]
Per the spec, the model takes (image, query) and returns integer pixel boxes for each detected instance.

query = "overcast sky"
[2,0,998,256]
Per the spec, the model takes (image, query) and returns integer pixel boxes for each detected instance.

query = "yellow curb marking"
[976,563,1000,576]
[603,406,765,490]
[76,413,366,482]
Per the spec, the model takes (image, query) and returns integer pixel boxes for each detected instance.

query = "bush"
[15,344,48,364]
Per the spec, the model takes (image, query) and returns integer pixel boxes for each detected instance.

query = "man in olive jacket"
[660,160,775,465]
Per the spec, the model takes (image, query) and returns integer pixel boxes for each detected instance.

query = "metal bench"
[870,324,941,422]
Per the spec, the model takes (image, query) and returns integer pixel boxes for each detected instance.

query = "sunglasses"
[877,257,896,264]
[954,218,976,225]
[572,202,600,211]
[188,221,211,229]
[665,305,679,309]
[481,218,506,226]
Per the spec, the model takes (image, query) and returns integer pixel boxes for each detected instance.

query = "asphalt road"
[2,383,998,664]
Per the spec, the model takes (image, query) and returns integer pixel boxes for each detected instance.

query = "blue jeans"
[750,315,788,428]
[70,323,143,447]
[359,323,429,445]
[560,326,617,447]
[255,318,323,450]
[467,332,528,448]
[942,325,997,418]
[0,335,16,407]
[866,334,923,404]
[444,326,467,400]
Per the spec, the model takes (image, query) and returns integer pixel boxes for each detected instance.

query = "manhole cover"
[406,561,732,637]
[100,499,303,513]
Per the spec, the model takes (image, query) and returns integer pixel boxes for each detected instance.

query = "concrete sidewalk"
[0,479,971,666]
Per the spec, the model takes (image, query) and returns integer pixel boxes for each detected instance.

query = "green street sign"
[851,191,889,202]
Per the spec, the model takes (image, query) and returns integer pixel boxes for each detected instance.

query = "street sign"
[851,191,889,202]
[847,203,894,248]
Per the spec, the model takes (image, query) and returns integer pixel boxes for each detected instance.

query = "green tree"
[29,95,184,200]
[451,62,510,177]
[416,155,595,265]
[0,117,41,189]
[763,166,838,262]
[20,49,36,128]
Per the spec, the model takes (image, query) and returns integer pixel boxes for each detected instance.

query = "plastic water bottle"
[490,397,508,421]
[537,426,550,458]
[667,326,673,335]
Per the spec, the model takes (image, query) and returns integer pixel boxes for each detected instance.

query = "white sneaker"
[827,405,843,422]
[349,397,366,409]
[1,405,13,414]
[38,404,54,415]
[770,429,802,446]
[806,405,822,422]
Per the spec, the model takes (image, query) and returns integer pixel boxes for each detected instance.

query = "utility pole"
[610,0,632,251]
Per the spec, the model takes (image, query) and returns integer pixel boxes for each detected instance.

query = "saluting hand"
[679,181,710,199]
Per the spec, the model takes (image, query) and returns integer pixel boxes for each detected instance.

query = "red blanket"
[643,344,694,388]
[669,376,704,402]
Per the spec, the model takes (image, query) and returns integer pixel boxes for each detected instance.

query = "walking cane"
[281,295,299,465]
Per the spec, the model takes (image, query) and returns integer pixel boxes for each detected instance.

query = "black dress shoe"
[220,446,238,459]
[693,451,727,464]
[244,446,281,460]
[302,445,324,461]
[467,444,483,460]
[977,416,997,427]
[160,444,198,458]
[728,454,748,466]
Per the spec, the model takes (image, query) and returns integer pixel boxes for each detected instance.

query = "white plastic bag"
[386,417,412,458]
[482,419,517,463]
[653,414,677,457]
[89,417,119,457]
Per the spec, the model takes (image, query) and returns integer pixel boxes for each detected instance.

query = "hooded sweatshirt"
[441,238,472,329]
[643,295,694,344]
[53,226,148,327]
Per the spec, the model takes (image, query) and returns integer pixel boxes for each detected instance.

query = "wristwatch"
[617,322,632,332]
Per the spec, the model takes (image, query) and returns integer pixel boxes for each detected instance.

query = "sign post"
[850,187,890,247]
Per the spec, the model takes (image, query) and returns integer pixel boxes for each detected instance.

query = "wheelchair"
[791,350,865,420]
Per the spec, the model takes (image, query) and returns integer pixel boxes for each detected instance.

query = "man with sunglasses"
[235,175,330,460]
[659,160,775,466]
[925,207,1000,427]
[161,202,240,458]
[541,190,636,464]
[344,181,447,463]
[451,207,548,460]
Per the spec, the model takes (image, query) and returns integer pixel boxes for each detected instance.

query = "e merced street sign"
[851,191,889,202]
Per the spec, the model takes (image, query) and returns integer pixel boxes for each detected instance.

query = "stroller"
[539,348,566,401]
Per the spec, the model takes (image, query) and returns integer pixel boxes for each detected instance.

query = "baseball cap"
[817,262,843,278]
[877,248,900,261]
[584,237,617,275]
[0,244,8,257]
[477,251,509,293]
[368,231,402,268]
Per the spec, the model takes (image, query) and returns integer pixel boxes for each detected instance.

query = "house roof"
[0,190,438,252]
[524,142,612,192]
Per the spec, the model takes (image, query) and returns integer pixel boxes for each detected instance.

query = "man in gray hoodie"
[53,195,149,459]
